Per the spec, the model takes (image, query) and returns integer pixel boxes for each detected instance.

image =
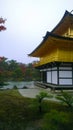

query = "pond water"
[1,81,35,89]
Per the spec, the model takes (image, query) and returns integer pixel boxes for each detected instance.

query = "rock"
[22,86,28,89]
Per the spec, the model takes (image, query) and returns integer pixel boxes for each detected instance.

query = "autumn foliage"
[0,57,40,82]
[0,17,6,31]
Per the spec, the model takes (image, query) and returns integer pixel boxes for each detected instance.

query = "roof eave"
[28,33,73,57]
[28,10,73,57]
[51,10,73,33]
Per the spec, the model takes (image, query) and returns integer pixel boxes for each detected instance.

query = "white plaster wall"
[59,70,72,85]
[47,71,51,83]
[52,71,57,84]
[59,71,72,77]
[59,79,72,85]
[46,69,73,85]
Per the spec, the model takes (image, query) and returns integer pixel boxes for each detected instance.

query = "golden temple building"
[29,10,73,90]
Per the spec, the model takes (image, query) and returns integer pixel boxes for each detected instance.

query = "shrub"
[56,91,73,108]
[42,110,72,130]
[36,91,52,113]
[13,85,17,89]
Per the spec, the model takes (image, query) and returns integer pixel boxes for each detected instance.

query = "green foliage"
[42,110,73,130]
[0,58,40,81]
[24,63,41,81]
[36,91,52,102]
[0,90,37,129]
[13,85,17,89]
[56,91,73,108]
[36,91,52,113]
[0,90,73,130]
[0,57,8,85]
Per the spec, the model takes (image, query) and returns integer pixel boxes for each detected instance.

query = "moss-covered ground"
[0,89,73,130]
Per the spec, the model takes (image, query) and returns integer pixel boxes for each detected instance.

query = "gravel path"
[18,87,60,102]
[18,87,47,98]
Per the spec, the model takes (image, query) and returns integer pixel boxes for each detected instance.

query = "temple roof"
[52,10,73,35]
[28,32,73,57]
[28,10,73,57]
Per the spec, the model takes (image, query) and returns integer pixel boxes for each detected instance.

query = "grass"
[0,89,73,130]
[0,89,41,130]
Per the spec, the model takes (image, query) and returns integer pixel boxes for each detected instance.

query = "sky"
[0,0,73,64]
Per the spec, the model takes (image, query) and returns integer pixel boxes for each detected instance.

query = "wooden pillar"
[43,71,47,83]
[56,62,60,85]
[40,71,43,82]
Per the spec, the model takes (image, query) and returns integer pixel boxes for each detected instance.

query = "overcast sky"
[0,0,73,64]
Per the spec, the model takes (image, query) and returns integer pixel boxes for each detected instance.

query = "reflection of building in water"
[29,10,73,89]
